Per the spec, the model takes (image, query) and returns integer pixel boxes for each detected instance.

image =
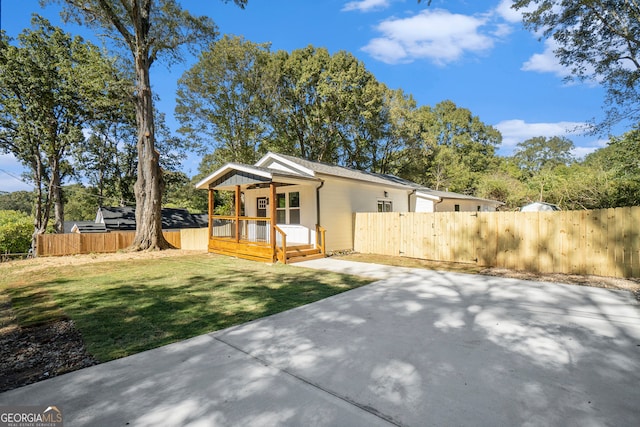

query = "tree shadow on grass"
[10,264,370,362]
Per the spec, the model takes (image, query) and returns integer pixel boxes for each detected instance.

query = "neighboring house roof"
[192,213,209,228]
[96,206,137,230]
[71,222,108,233]
[160,208,206,230]
[63,221,108,234]
[96,206,207,231]
[521,202,561,212]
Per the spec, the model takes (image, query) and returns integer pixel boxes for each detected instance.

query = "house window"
[454,204,460,212]
[289,192,300,224]
[377,200,392,212]
[275,191,301,224]
[276,193,286,224]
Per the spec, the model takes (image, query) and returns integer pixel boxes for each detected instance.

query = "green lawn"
[0,252,370,361]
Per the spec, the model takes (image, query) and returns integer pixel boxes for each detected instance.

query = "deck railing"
[274,225,287,263]
[210,216,327,263]
[210,216,272,244]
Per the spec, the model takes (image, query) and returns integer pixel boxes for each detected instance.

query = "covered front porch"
[197,163,326,264]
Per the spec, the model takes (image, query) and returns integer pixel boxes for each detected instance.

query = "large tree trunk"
[30,154,51,255]
[51,162,64,234]
[130,48,171,251]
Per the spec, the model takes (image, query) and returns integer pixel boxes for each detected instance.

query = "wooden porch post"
[208,188,214,240]
[235,185,241,243]
[269,182,277,261]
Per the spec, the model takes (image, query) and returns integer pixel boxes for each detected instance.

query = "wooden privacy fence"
[37,231,184,257]
[354,206,640,278]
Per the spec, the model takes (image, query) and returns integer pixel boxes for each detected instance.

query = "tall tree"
[513,135,575,176]
[0,191,34,215]
[371,87,418,175]
[265,46,339,163]
[263,46,390,167]
[584,127,640,207]
[0,17,123,249]
[176,35,271,166]
[398,100,501,193]
[49,0,246,250]
[513,0,640,128]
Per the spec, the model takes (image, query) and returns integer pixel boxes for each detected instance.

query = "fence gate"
[397,212,480,264]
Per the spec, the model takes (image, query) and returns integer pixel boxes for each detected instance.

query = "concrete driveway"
[1,259,639,426]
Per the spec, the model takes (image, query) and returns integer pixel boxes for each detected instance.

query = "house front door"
[256,197,268,241]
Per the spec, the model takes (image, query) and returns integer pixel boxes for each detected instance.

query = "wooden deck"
[209,238,324,263]
[207,215,326,264]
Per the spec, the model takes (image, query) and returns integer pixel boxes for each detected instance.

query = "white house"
[196,152,502,263]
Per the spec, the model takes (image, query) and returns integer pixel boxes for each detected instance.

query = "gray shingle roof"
[269,153,411,188]
[267,152,502,205]
[97,207,208,231]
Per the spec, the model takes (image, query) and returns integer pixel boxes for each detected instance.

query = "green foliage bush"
[0,210,33,253]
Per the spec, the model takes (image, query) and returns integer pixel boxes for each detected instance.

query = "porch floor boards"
[208,238,324,264]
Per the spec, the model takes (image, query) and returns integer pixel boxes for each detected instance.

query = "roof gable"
[255,153,315,176]
[196,163,273,190]
[210,169,271,188]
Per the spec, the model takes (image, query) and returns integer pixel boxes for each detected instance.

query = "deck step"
[286,252,325,264]
[282,244,325,264]
[287,247,321,257]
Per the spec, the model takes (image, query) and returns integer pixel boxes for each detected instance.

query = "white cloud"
[492,23,513,38]
[571,139,608,159]
[362,9,495,65]
[342,0,391,13]
[495,0,523,23]
[521,38,571,77]
[363,38,408,63]
[495,119,590,152]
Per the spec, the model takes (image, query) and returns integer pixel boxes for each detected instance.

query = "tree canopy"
[47,0,246,250]
[0,16,128,249]
[513,0,640,129]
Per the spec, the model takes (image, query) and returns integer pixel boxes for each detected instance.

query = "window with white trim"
[289,192,300,224]
[275,191,301,224]
[377,200,392,212]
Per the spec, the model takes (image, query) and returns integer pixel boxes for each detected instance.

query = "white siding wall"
[436,199,495,212]
[413,196,436,212]
[319,176,409,252]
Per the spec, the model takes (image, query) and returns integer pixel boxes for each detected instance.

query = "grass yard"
[0,251,371,362]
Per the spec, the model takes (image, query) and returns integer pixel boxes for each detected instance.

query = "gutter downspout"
[316,180,325,226]
[433,197,443,212]
[408,190,416,212]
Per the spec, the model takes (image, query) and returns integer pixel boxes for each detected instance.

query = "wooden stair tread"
[285,252,325,263]
[287,248,321,256]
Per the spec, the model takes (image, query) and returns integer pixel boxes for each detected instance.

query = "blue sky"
[0,0,623,192]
